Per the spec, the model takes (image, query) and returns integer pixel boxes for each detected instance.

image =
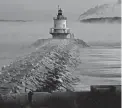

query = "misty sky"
[0,0,119,20]
[0,0,120,43]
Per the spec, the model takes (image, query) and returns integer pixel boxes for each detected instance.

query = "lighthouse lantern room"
[50,6,70,39]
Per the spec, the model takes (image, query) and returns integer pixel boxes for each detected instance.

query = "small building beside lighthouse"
[50,6,70,39]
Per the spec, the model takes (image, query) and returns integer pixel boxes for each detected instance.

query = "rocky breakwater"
[0,39,88,95]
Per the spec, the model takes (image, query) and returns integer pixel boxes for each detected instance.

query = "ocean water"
[75,47,121,90]
[0,21,121,90]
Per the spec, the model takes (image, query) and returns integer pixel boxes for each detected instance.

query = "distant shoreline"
[80,17,121,23]
[0,20,33,22]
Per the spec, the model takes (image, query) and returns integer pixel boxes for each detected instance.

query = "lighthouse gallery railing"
[50,28,70,34]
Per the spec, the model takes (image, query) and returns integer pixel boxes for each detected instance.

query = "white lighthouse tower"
[50,6,70,39]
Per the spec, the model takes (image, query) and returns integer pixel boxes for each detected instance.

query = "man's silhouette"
[28,91,33,104]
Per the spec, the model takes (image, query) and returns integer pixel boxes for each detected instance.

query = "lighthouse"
[50,6,70,39]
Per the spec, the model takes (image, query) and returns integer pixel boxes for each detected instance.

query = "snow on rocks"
[0,39,82,94]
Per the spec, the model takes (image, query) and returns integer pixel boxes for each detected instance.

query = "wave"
[80,73,121,78]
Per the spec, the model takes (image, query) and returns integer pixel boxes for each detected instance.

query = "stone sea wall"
[0,39,86,94]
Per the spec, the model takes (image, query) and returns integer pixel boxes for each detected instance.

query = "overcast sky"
[0,0,118,20]
[0,0,118,11]
[0,0,120,43]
